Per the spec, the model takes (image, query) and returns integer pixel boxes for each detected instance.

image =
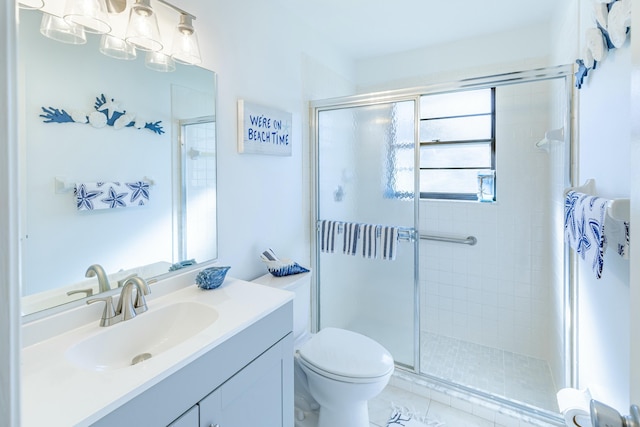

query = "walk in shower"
[311,66,573,420]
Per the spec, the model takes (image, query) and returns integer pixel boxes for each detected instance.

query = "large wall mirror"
[18,8,218,316]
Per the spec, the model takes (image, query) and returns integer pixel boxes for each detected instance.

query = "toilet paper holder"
[591,400,640,427]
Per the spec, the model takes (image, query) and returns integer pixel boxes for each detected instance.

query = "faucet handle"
[67,288,94,298]
[117,273,138,288]
[87,296,117,327]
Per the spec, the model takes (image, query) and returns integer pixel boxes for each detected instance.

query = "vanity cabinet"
[169,336,287,427]
[168,406,199,427]
[91,301,293,427]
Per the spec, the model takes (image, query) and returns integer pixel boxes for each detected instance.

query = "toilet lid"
[297,327,394,379]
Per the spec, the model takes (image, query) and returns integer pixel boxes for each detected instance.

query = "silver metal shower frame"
[309,64,575,425]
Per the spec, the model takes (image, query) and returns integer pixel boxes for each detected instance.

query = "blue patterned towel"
[381,226,399,261]
[342,222,360,256]
[564,191,607,278]
[605,215,630,260]
[75,181,150,211]
[320,220,341,253]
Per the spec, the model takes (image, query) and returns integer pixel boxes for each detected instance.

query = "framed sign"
[237,99,292,156]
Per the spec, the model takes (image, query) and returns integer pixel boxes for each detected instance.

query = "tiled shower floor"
[420,332,559,412]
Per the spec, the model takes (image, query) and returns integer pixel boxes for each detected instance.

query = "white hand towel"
[342,222,360,256]
[320,220,340,253]
[564,191,607,278]
[361,224,379,259]
[381,226,399,261]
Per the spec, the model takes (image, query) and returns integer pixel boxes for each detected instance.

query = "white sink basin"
[65,301,218,371]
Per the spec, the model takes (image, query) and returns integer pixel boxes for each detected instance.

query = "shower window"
[419,88,495,200]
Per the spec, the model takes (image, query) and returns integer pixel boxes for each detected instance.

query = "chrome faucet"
[85,264,111,293]
[116,276,151,320]
[87,276,150,327]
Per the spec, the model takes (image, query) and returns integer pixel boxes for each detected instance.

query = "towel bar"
[565,179,630,222]
[315,220,416,242]
[420,234,477,246]
[55,176,155,194]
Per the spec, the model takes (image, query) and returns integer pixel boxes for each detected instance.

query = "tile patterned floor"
[420,333,558,412]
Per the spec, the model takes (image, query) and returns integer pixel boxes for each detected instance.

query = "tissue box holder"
[196,266,230,290]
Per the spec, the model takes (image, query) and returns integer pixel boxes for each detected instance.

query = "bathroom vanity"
[21,270,294,427]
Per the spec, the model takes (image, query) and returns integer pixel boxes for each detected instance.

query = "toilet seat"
[297,327,394,384]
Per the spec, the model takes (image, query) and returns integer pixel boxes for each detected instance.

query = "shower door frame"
[310,64,576,421]
[310,93,423,372]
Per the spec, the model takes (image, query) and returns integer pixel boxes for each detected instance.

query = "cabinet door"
[199,341,289,427]
[168,405,199,427]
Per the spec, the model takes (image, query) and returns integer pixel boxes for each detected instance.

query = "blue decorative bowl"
[268,262,310,277]
[169,258,197,271]
[196,266,230,290]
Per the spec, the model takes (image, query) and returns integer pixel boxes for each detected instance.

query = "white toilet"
[253,271,394,427]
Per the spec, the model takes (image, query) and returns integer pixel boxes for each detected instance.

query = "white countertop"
[21,276,292,427]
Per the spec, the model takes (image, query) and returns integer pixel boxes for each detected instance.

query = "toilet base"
[318,400,370,427]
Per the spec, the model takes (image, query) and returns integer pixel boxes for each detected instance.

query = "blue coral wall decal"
[40,93,164,135]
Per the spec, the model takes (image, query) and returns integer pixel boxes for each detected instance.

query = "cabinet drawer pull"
[210,424,220,427]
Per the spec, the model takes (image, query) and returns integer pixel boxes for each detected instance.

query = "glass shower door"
[315,100,418,369]
[178,117,217,263]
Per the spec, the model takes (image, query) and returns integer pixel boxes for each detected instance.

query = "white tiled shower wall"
[420,80,565,370]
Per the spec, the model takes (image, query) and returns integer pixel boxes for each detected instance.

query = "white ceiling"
[276,0,560,60]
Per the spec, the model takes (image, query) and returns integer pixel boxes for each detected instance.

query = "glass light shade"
[63,0,111,34]
[171,29,201,65]
[18,0,45,9]
[145,51,175,72]
[100,34,137,60]
[125,0,163,52]
[171,15,201,65]
[40,13,87,45]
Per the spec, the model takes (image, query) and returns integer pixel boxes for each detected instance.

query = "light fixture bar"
[155,0,194,19]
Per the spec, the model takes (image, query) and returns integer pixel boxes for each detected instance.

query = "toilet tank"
[252,271,311,341]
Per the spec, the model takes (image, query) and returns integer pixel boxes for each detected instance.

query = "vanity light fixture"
[125,0,163,52]
[31,0,202,71]
[99,34,137,60]
[170,13,201,65]
[145,50,176,72]
[18,0,45,10]
[40,12,87,45]
[63,0,112,34]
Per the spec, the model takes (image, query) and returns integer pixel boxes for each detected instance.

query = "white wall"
[179,0,356,281]
[356,23,552,93]
[574,0,631,412]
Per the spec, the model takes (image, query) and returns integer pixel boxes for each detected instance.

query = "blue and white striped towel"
[381,226,399,261]
[343,222,360,256]
[320,220,340,253]
[361,224,379,259]
[564,191,607,278]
